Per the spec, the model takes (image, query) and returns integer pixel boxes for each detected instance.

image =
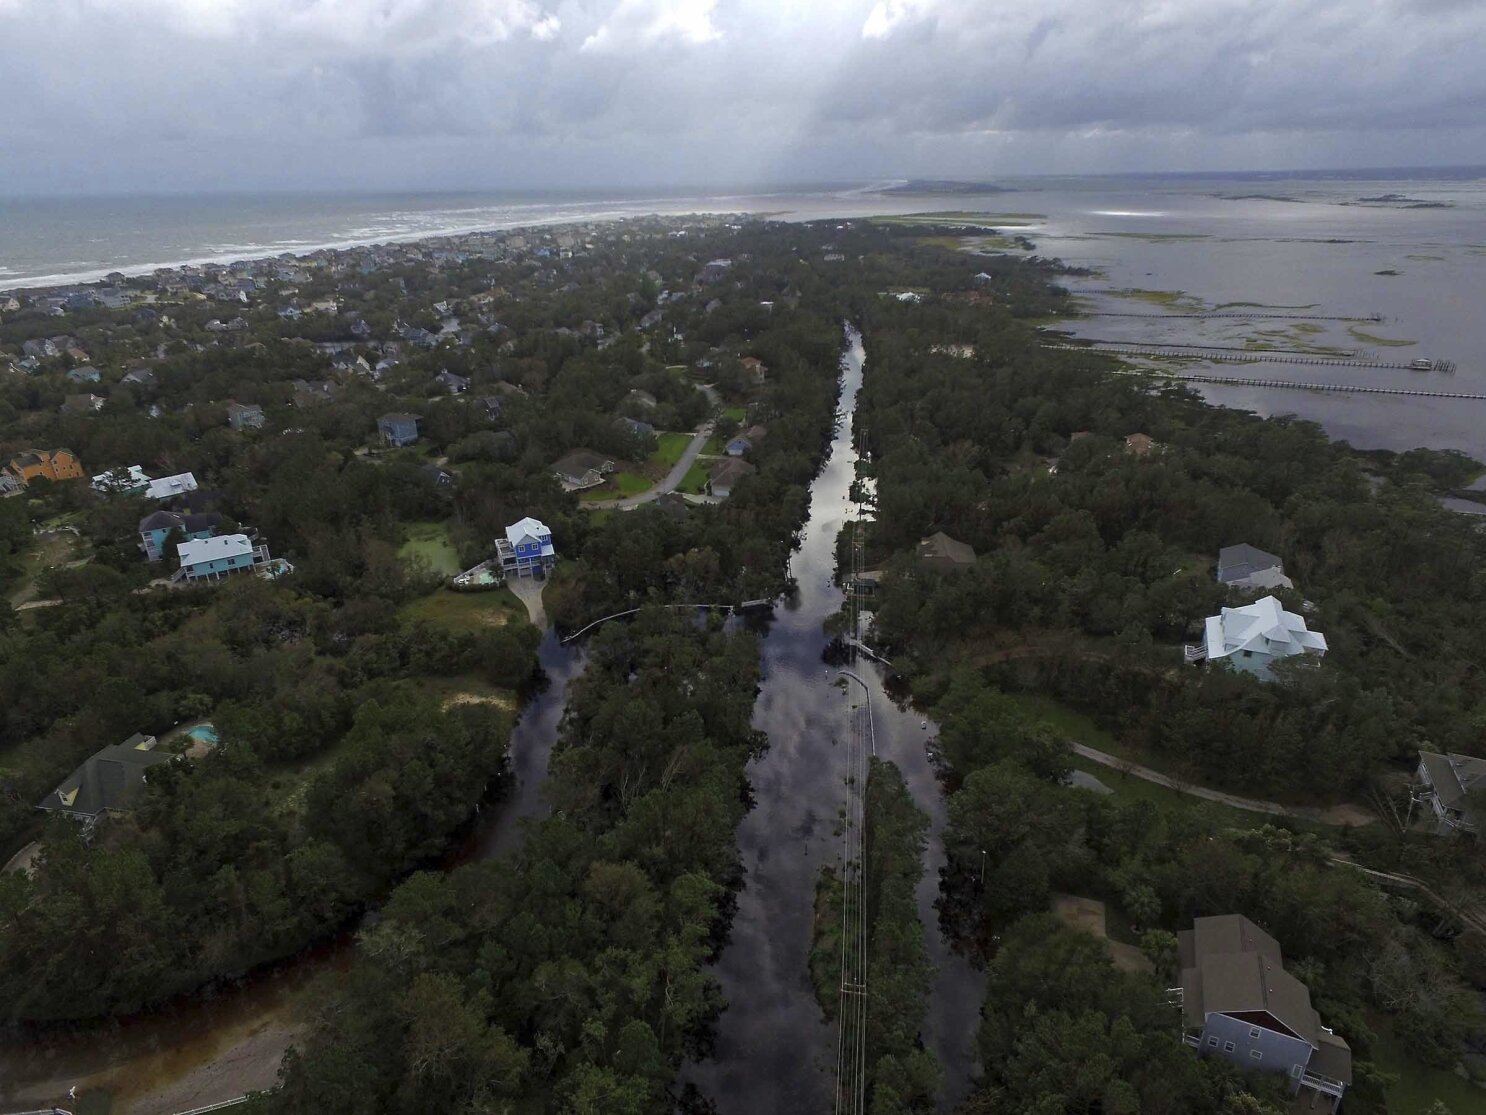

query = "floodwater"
[0,627,582,1115]
[1000,173,1486,463]
[683,327,983,1113]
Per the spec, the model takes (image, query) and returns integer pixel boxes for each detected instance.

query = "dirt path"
[505,576,547,629]
[1070,742,1374,826]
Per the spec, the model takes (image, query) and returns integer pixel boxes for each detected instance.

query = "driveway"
[581,421,714,511]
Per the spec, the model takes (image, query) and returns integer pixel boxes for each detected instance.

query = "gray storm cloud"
[0,0,1483,193]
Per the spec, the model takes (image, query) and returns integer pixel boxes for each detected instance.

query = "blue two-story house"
[140,509,221,562]
[496,517,555,579]
[1179,914,1351,1112]
[177,534,269,581]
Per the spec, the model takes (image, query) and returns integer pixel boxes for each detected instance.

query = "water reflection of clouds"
[1089,209,1170,217]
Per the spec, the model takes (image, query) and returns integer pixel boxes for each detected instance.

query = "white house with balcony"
[1186,595,1326,679]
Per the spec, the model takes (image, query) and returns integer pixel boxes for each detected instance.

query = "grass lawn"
[8,529,89,607]
[399,522,462,577]
[1370,1013,1486,1114]
[402,587,525,633]
[702,436,726,455]
[678,460,710,495]
[722,406,747,423]
[652,432,695,469]
[579,472,653,501]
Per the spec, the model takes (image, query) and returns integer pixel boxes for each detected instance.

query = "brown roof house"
[917,531,976,574]
[708,458,756,499]
[1178,914,1352,1112]
[38,733,176,825]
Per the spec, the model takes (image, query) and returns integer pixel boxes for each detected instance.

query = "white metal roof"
[178,533,253,567]
[145,471,198,500]
[505,516,550,547]
[1205,595,1327,662]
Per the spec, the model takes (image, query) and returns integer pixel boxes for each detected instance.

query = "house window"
[1249,1028,1261,1039]
[1206,1036,1219,1048]
[1291,1064,1303,1078]
[1224,1041,1235,1053]
[1249,1050,1263,1061]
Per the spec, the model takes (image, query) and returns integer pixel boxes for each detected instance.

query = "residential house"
[917,532,977,573]
[66,366,102,384]
[1414,751,1486,834]
[434,369,471,395]
[621,416,656,438]
[739,357,768,385]
[144,472,199,501]
[1217,544,1294,591]
[177,534,270,581]
[1194,595,1327,678]
[0,473,21,496]
[1178,914,1352,1112]
[708,457,756,498]
[226,401,266,431]
[496,516,556,579]
[728,424,767,455]
[139,509,222,561]
[4,448,85,487]
[698,258,734,283]
[120,367,157,389]
[91,465,151,494]
[61,392,105,415]
[420,464,455,488]
[330,351,371,376]
[475,396,503,422]
[378,412,421,447]
[37,733,175,823]
[292,379,339,407]
[553,449,616,490]
[1124,432,1157,457]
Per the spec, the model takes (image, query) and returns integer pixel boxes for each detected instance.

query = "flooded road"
[0,624,582,1115]
[685,327,982,1113]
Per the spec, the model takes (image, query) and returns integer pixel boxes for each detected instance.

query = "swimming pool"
[187,724,219,745]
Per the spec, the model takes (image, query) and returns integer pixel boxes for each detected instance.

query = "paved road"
[580,421,714,510]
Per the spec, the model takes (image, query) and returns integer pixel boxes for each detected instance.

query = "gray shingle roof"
[1218,543,1284,584]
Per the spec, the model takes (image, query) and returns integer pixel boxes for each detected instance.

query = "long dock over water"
[1078,310,1383,323]
[1043,342,1457,373]
[1103,368,1486,401]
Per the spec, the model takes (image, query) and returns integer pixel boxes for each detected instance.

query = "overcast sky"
[2,0,1485,195]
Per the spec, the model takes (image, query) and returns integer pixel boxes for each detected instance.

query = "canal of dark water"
[682,326,983,1113]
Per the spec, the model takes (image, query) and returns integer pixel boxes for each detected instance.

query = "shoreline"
[0,185,881,295]
[0,206,741,295]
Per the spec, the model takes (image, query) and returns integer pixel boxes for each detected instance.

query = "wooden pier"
[1044,343,1456,373]
[1103,368,1486,401]
[1079,310,1383,323]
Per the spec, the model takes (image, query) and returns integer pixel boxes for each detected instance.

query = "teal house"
[140,509,222,562]
[177,533,269,581]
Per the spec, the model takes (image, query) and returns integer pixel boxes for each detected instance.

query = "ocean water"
[3,169,1485,459]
